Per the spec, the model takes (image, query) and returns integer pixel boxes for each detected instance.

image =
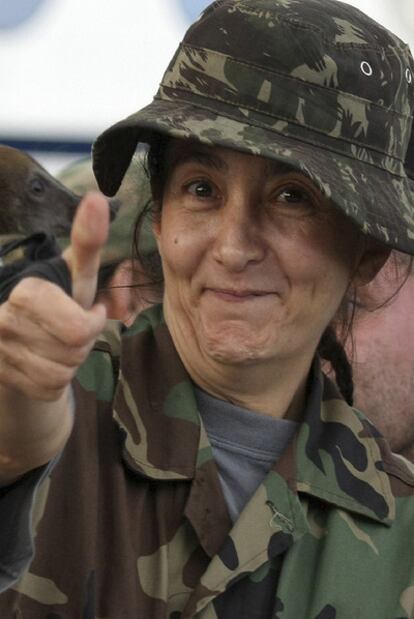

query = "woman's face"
[154,140,369,367]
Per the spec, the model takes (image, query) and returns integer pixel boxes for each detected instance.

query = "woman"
[0,0,414,617]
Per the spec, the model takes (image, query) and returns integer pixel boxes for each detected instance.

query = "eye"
[186,180,216,199]
[268,183,318,216]
[30,177,45,195]
[278,187,313,204]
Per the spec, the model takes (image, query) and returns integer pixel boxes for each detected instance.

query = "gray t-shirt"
[195,387,298,522]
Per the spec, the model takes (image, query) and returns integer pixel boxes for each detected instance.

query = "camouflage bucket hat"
[93,0,414,254]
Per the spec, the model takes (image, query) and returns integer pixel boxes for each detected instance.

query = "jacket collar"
[287,365,395,525]
[112,305,395,526]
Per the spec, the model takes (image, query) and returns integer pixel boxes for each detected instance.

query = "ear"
[353,240,391,286]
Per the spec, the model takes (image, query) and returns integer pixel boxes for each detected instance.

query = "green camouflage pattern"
[2,305,414,617]
[58,152,157,264]
[93,0,414,254]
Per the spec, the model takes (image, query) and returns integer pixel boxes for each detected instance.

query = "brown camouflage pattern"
[93,0,414,254]
[1,305,414,618]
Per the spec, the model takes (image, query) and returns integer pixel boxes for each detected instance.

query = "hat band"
[158,43,410,173]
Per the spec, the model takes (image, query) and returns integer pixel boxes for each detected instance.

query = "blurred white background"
[0,0,413,174]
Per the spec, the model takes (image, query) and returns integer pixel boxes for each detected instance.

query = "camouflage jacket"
[1,305,414,618]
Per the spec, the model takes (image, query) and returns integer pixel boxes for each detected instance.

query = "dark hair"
[319,325,354,404]
[97,261,120,291]
[134,134,411,406]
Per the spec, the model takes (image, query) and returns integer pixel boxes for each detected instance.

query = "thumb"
[63,192,110,309]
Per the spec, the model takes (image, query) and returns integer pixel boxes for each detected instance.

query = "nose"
[212,193,265,271]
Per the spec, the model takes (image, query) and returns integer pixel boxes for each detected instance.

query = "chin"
[200,325,273,366]
[205,345,266,365]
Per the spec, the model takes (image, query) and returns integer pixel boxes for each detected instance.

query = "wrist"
[0,386,74,482]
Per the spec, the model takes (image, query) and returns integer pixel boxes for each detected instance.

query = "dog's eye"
[30,178,45,195]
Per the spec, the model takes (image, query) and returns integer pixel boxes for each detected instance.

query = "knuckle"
[9,277,45,307]
[8,282,31,307]
[0,304,22,338]
[0,363,30,398]
[0,346,23,372]
[0,356,65,402]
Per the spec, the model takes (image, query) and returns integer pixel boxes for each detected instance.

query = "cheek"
[309,219,358,277]
[157,212,207,279]
[282,224,355,303]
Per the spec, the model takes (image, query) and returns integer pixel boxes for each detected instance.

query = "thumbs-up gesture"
[0,193,110,480]
[63,191,110,311]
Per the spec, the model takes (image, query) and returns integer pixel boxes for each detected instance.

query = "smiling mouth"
[206,288,275,301]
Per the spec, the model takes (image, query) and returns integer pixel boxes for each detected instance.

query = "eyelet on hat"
[360,61,373,76]
[406,68,413,84]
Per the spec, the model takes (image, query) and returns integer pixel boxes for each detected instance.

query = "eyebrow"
[167,143,296,177]
[264,159,296,177]
[168,147,228,173]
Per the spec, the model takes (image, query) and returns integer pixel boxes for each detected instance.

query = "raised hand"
[0,192,110,479]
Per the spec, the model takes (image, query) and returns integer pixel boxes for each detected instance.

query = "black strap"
[0,234,72,303]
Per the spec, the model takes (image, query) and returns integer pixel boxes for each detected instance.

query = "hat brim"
[93,98,414,254]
